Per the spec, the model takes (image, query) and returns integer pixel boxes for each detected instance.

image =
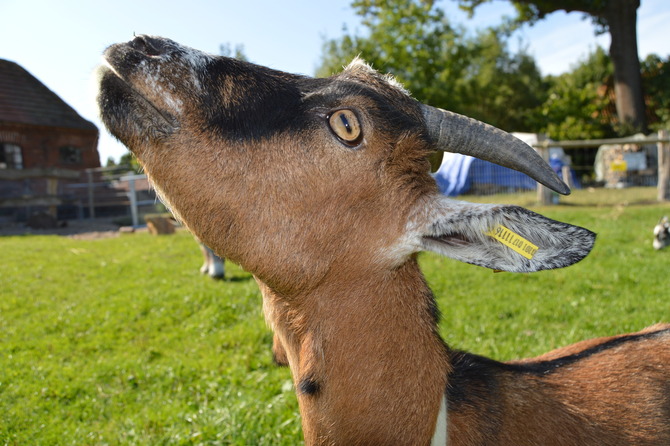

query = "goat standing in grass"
[97,35,670,446]
[653,216,670,250]
[198,242,225,279]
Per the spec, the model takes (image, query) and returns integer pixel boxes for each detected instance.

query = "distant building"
[0,58,99,171]
[0,58,101,222]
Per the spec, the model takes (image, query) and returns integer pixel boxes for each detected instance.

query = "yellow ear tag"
[485,225,539,260]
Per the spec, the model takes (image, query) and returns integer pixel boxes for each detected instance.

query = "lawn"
[1,187,669,445]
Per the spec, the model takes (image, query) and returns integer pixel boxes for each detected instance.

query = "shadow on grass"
[224,274,254,283]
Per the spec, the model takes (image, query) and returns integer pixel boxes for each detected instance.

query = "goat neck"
[259,258,449,444]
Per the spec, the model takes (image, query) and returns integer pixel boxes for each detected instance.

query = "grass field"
[1,187,669,445]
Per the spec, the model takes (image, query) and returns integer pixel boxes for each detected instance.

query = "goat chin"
[97,35,669,446]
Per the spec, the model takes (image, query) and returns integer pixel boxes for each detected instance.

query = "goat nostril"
[130,35,148,53]
[130,35,164,57]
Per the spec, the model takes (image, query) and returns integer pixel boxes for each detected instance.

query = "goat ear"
[408,196,595,272]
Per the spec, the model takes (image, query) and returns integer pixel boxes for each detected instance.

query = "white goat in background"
[653,216,670,250]
[97,35,670,446]
[198,243,225,279]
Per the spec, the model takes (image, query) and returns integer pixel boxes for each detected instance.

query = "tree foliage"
[536,49,670,140]
[641,54,670,130]
[317,0,546,132]
[457,0,616,30]
[456,0,646,132]
[219,43,248,61]
[104,152,143,176]
[318,0,666,139]
[537,47,614,140]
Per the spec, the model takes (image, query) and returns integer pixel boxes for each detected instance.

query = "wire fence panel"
[433,131,670,202]
[0,166,158,225]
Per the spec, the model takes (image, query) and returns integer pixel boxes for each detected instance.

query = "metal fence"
[0,166,158,225]
[533,130,670,204]
[433,130,670,204]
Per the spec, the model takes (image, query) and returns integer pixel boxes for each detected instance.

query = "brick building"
[0,58,101,222]
[0,58,99,170]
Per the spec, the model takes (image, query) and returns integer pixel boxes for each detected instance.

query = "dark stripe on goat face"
[198,59,312,143]
[198,57,424,147]
[301,79,424,139]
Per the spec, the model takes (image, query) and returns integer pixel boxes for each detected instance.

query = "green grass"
[2,187,670,444]
[1,234,299,445]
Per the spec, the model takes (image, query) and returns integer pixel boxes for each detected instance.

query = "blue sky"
[1,0,669,164]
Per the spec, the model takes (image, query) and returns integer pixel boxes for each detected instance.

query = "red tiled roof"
[0,58,97,132]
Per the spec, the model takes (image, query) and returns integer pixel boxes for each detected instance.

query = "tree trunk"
[603,0,646,133]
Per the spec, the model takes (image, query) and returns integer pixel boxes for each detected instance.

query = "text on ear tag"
[485,225,538,260]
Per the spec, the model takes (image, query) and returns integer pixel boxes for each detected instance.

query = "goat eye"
[328,109,362,145]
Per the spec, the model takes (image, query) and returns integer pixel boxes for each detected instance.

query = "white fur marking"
[139,62,184,114]
[178,44,214,91]
[344,57,411,96]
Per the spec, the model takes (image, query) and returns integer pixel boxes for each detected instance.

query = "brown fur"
[450,325,670,445]
[97,36,669,445]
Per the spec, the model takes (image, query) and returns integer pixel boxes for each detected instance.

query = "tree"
[457,0,647,133]
[219,43,248,61]
[536,47,615,141]
[537,48,670,139]
[318,0,468,109]
[317,0,546,131]
[458,29,547,131]
[641,54,670,130]
[117,152,142,173]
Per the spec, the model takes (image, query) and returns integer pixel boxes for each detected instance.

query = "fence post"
[535,134,553,205]
[86,169,95,219]
[128,176,139,227]
[561,165,573,190]
[658,129,670,202]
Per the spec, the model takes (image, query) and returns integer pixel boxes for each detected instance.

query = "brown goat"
[97,35,670,445]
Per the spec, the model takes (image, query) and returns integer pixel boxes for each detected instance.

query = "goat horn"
[421,104,570,195]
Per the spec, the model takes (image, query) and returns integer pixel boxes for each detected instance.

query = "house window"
[59,146,82,164]
[0,143,23,169]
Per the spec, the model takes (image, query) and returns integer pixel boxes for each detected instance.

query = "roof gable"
[0,59,97,132]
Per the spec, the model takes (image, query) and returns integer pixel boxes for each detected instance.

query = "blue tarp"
[433,152,580,196]
[433,153,537,196]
